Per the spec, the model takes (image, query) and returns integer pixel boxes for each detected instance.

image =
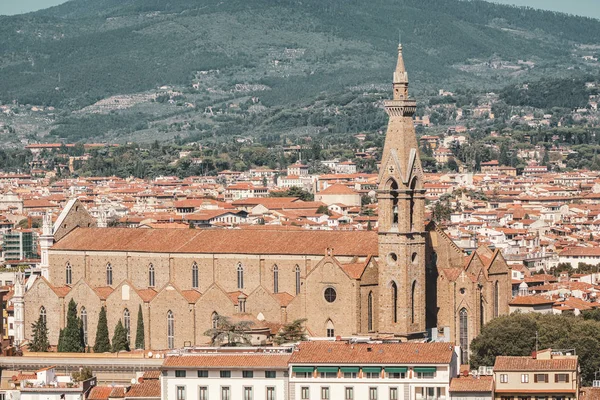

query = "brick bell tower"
[376,44,426,339]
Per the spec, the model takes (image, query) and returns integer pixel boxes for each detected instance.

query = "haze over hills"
[0,0,599,144]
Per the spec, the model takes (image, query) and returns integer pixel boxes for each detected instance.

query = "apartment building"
[493,349,579,400]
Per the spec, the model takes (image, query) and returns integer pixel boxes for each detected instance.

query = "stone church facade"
[23,46,512,361]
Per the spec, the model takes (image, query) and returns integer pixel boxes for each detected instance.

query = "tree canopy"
[470,312,600,386]
[204,315,253,347]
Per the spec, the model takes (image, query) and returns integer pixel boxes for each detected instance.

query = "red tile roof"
[509,296,555,306]
[289,342,455,364]
[494,356,577,371]
[163,353,291,368]
[449,375,494,392]
[53,228,378,257]
[124,380,161,398]
[88,386,114,400]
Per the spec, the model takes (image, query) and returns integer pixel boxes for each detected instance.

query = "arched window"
[391,281,398,323]
[390,180,399,226]
[494,281,499,318]
[409,178,417,230]
[326,319,335,338]
[40,306,47,325]
[167,310,174,349]
[295,265,301,295]
[65,263,72,285]
[123,308,131,344]
[273,265,279,294]
[106,263,113,286]
[192,262,199,289]
[211,312,219,329]
[148,264,155,288]
[480,291,485,328]
[367,291,373,332]
[237,263,244,289]
[80,307,88,346]
[411,281,417,324]
[459,308,469,363]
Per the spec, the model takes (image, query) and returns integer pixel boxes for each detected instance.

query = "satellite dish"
[147,351,153,358]
[131,378,136,384]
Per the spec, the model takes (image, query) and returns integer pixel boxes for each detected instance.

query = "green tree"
[316,205,331,215]
[135,304,145,350]
[204,315,253,347]
[111,320,130,352]
[72,367,93,382]
[274,319,308,345]
[270,187,314,201]
[93,306,111,353]
[58,299,84,353]
[28,314,50,352]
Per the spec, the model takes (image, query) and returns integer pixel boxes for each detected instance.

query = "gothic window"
[211,312,219,329]
[106,263,113,286]
[326,319,335,338]
[273,265,279,294]
[459,308,469,363]
[295,265,301,295]
[409,178,417,230]
[494,281,500,318]
[80,307,88,346]
[148,264,155,287]
[167,310,174,349]
[411,281,417,324]
[391,282,398,323]
[237,263,244,289]
[367,291,374,332]
[480,291,485,328]
[192,262,199,289]
[65,263,72,285]
[40,306,47,325]
[390,180,399,226]
[123,308,131,344]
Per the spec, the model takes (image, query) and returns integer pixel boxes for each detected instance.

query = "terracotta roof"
[136,288,158,302]
[449,375,494,392]
[509,296,555,306]
[319,183,357,195]
[94,286,114,300]
[181,289,202,303]
[141,370,161,380]
[272,292,294,307]
[51,285,71,298]
[88,386,114,400]
[163,353,291,368]
[341,262,367,279]
[581,387,600,400]
[494,356,578,371]
[289,342,455,364]
[124,380,161,398]
[561,247,600,257]
[109,387,126,398]
[53,228,378,257]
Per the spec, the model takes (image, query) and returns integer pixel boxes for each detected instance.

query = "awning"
[413,367,436,373]
[362,367,382,373]
[292,367,314,373]
[340,367,360,373]
[385,367,408,373]
[317,367,339,373]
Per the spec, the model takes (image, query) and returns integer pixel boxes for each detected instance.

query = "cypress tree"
[135,304,145,350]
[29,314,50,352]
[59,299,84,353]
[93,306,111,353]
[111,320,130,352]
[57,329,64,352]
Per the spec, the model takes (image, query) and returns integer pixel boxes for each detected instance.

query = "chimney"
[531,350,537,359]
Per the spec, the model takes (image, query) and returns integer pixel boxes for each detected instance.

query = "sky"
[1,0,600,18]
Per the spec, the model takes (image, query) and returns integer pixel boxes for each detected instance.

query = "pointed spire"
[392,43,409,100]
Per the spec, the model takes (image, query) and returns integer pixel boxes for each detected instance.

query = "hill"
[0,0,599,143]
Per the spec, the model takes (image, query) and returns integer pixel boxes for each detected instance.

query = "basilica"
[22,46,512,360]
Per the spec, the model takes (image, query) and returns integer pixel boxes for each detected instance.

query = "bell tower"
[377,44,426,338]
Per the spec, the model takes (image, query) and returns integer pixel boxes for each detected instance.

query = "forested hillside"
[0,0,599,144]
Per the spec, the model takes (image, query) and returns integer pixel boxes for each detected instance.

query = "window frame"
[176,385,186,400]
[300,387,310,400]
[197,370,208,378]
[521,373,529,383]
[175,370,186,378]
[198,386,208,400]
[344,387,354,400]
[320,386,330,400]
[500,374,508,383]
[242,370,254,378]
[369,387,378,400]
[265,371,276,379]
[220,386,230,400]
[220,371,231,378]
